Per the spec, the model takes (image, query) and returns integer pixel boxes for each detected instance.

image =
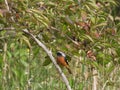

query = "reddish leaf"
[87,50,96,61]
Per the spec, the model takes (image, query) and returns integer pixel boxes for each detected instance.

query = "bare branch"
[92,68,98,90]
[0,27,15,31]
[23,29,72,90]
[4,0,10,11]
[4,0,15,22]
[65,35,80,46]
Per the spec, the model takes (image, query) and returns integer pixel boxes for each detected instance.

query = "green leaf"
[42,55,51,66]
[7,51,12,58]
[83,35,94,42]
[66,55,71,62]
[21,35,31,49]
[20,59,28,67]
[108,14,114,21]
[93,22,107,29]
[29,9,50,28]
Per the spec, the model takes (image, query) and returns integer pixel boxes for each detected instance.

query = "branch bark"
[23,29,72,90]
[4,0,10,11]
[92,68,98,90]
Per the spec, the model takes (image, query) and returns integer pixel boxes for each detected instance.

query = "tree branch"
[23,29,72,90]
[92,68,98,90]
[4,0,15,22]
[0,27,15,31]
[4,0,10,11]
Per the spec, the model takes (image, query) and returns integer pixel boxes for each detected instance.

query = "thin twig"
[50,26,80,46]
[4,0,10,11]
[23,29,72,90]
[2,43,8,90]
[102,80,109,90]
[65,35,80,46]
[92,68,98,90]
[4,0,15,22]
[0,27,15,31]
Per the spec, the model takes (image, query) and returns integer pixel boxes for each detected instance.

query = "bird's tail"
[66,65,72,74]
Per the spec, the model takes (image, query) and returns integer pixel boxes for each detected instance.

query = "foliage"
[0,0,120,90]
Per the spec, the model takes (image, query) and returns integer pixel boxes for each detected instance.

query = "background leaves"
[0,0,120,90]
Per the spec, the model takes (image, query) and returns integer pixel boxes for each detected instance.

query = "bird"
[56,51,72,74]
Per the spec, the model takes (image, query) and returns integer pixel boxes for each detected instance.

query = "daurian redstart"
[56,51,72,74]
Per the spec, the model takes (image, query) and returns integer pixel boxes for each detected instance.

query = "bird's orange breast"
[57,56,68,66]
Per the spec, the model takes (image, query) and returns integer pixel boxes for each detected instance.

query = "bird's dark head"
[57,51,66,57]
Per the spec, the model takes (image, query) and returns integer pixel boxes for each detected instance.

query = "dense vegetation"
[0,0,120,90]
